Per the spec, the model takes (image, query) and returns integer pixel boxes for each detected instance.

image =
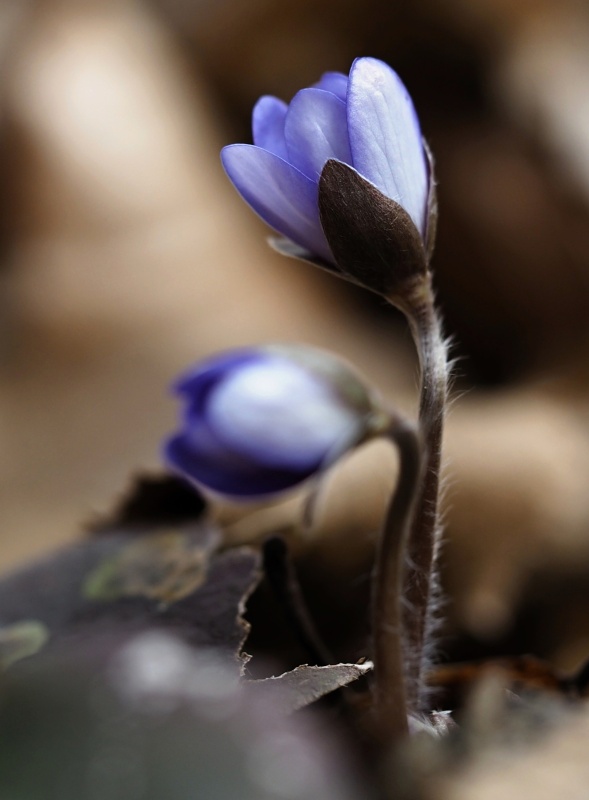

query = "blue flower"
[164,345,379,498]
[221,57,429,265]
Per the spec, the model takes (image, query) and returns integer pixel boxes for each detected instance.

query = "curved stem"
[394,278,449,711]
[372,415,422,742]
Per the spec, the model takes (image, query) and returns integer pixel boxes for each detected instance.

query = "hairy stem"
[395,277,449,711]
[372,416,422,742]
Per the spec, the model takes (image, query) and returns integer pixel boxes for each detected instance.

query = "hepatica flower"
[221,57,432,277]
[164,345,382,498]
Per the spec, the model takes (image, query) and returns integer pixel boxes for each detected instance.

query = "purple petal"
[205,356,359,469]
[314,71,348,101]
[284,88,352,181]
[221,144,331,261]
[173,350,259,399]
[252,95,288,160]
[347,57,428,237]
[165,433,311,497]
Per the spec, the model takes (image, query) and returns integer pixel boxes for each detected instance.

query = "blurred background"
[2,0,589,673]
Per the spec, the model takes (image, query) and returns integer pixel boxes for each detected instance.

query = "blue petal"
[203,356,358,470]
[221,144,332,262]
[252,95,288,160]
[284,88,352,181]
[165,432,313,497]
[347,57,428,237]
[173,350,259,399]
[314,71,348,101]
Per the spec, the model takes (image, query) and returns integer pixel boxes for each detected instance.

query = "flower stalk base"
[393,278,449,711]
[371,416,421,741]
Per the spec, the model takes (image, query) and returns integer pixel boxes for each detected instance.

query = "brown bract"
[318,160,429,299]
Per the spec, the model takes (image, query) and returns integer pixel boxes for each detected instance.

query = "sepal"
[318,160,429,300]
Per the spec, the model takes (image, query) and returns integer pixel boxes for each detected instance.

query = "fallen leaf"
[0,523,260,665]
[0,621,49,669]
[90,473,207,532]
[243,661,373,714]
[83,528,219,604]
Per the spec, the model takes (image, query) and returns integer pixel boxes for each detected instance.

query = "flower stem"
[372,415,421,742]
[395,277,449,711]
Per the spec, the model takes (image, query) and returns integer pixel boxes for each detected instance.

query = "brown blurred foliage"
[2,0,589,693]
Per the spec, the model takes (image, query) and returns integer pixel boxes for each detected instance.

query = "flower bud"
[164,345,384,498]
[221,57,436,296]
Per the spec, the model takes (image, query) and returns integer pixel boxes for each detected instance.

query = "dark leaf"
[83,528,220,604]
[318,160,428,298]
[244,661,373,714]
[0,621,49,669]
[0,523,261,664]
[90,472,207,532]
